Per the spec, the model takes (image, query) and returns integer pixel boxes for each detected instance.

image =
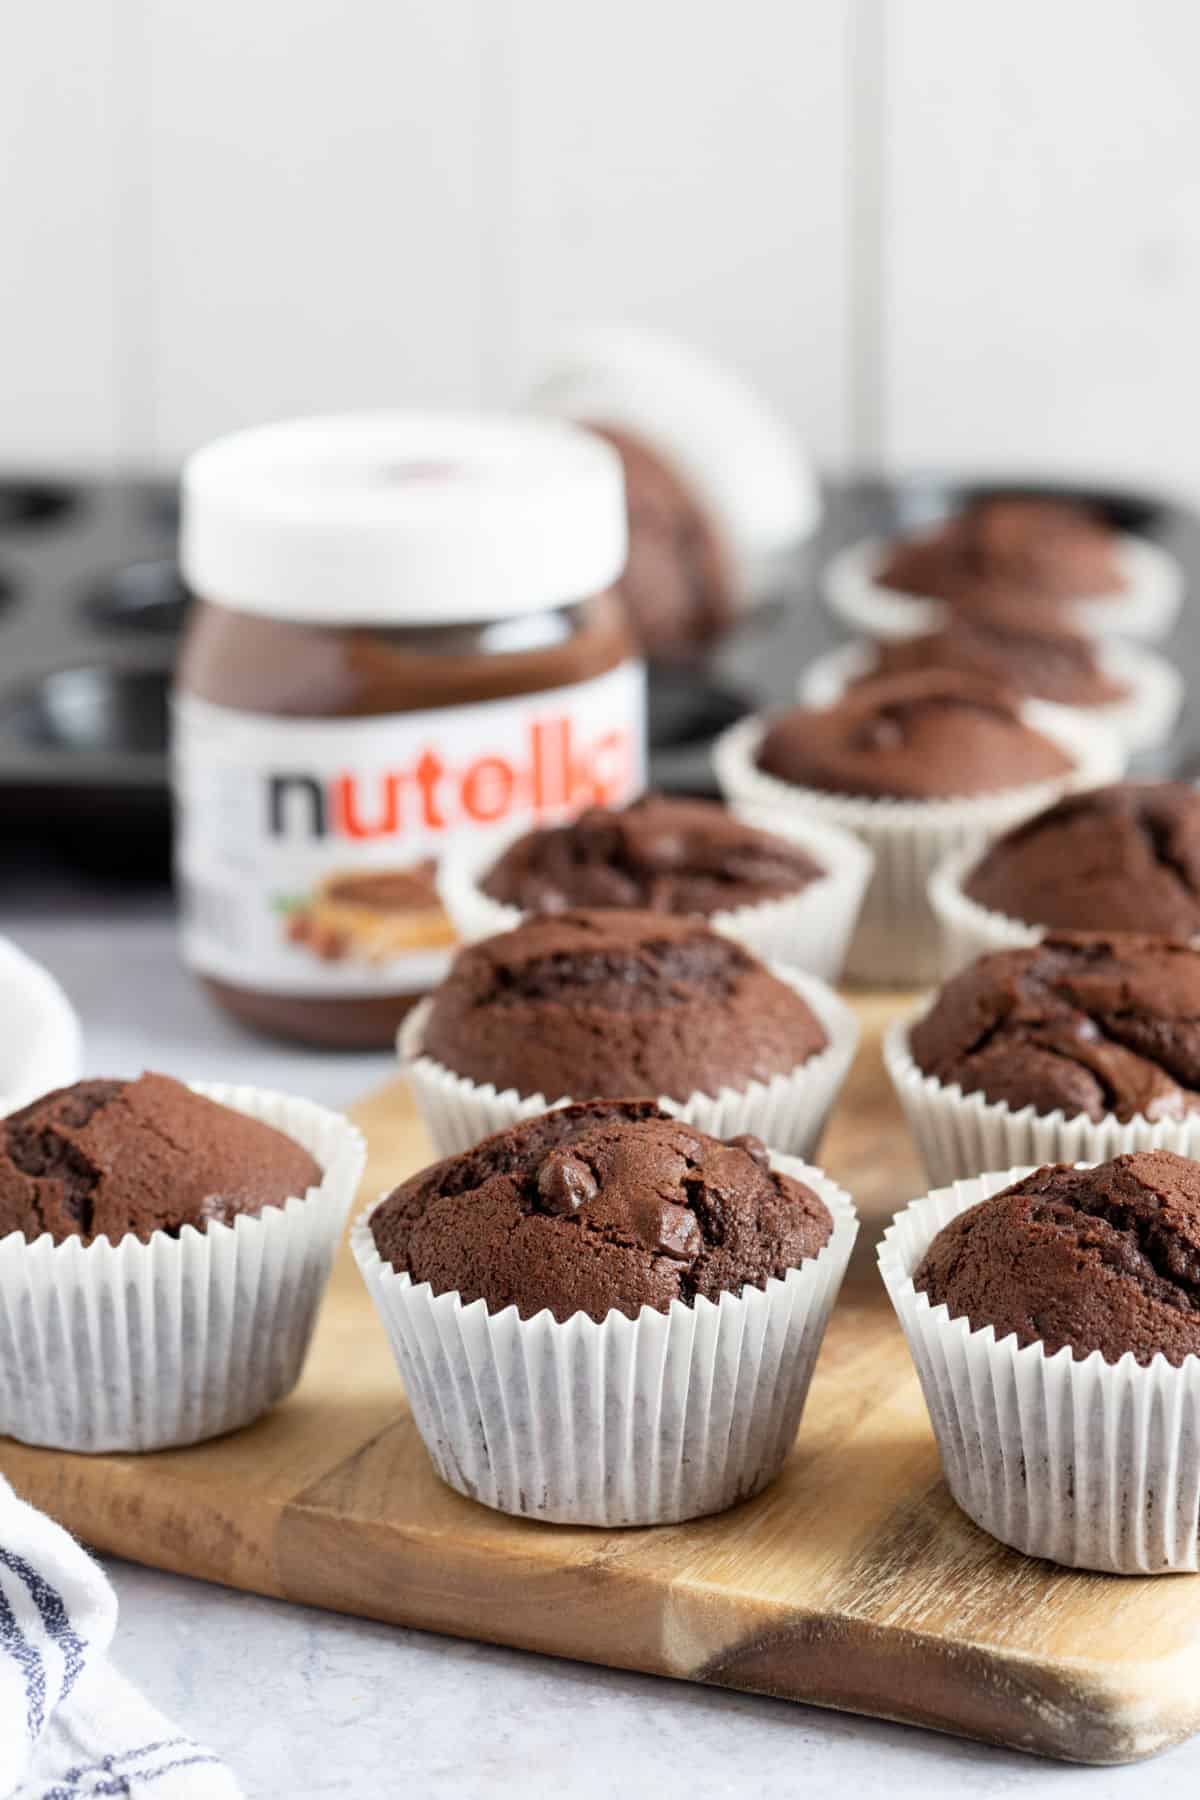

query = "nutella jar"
[172,414,644,1047]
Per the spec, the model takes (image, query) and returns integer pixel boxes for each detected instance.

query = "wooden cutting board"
[4,994,1200,1767]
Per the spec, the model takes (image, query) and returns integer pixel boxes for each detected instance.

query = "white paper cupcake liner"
[711,705,1123,987]
[822,533,1184,644]
[399,962,858,1162]
[884,1011,1200,1190]
[352,1152,857,1525]
[0,1083,366,1453]
[926,843,1045,977]
[0,935,83,1116]
[437,806,874,985]
[797,637,1183,761]
[879,1169,1200,1573]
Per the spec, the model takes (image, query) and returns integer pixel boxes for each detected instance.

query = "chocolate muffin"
[861,602,1127,710]
[876,496,1127,609]
[480,795,824,918]
[0,1073,322,1245]
[370,1099,833,1322]
[964,782,1200,935]
[756,670,1075,802]
[594,425,733,657]
[913,1150,1200,1365]
[420,909,827,1102]
[911,933,1200,1122]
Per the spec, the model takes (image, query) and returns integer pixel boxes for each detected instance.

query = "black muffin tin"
[0,472,1194,876]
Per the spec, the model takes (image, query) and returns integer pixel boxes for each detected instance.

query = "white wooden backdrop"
[4,0,1199,496]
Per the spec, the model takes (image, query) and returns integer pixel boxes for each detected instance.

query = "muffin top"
[480,794,824,919]
[863,601,1127,710]
[910,933,1200,1123]
[755,670,1075,801]
[370,1099,833,1322]
[875,496,1126,609]
[964,782,1200,935]
[0,1073,322,1246]
[913,1150,1200,1366]
[420,909,827,1103]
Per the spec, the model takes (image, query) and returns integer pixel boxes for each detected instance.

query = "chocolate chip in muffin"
[0,1073,322,1245]
[914,1150,1200,1365]
[756,670,1075,802]
[910,932,1200,1123]
[481,794,824,918]
[420,908,827,1103]
[371,1098,833,1322]
[964,782,1200,936]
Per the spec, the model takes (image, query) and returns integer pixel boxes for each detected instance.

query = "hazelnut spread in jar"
[172,414,644,1047]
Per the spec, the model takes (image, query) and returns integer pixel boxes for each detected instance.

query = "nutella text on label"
[172,663,647,998]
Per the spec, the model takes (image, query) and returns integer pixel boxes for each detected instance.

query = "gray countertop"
[4,872,1200,1798]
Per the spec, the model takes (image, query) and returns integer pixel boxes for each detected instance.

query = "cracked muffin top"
[0,1073,322,1245]
[875,496,1127,610]
[910,933,1200,1123]
[913,1150,1200,1365]
[479,794,824,919]
[756,669,1075,801]
[370,1099,833,1321]
[860,600,1127,710]
[963,782,1200,935]
[419,909,827,1103]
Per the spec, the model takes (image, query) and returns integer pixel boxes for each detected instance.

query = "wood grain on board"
[4,993,1200,1766]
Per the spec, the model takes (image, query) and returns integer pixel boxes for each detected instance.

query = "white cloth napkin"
[0,1477,240,1799]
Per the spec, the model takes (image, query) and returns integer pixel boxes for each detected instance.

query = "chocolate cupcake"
[887,934,1200,1186]
[798,628,1181,761]
[439,795,874,983]
[480,795,823,916]
[876,498,1128,611]
[755,671,1074,801]
[0,1074,364,1452]
[823,504,1182,646]
[0,1074,321,1244]
[856,605,1126,708]
[353,1100,857,1523]
[881,1153,1200,1572]
[930,782,1200,975]
[529,325,821,660]
[399,910,858,1160]
[914,1152,1200,1366]
[714,671,1121,984]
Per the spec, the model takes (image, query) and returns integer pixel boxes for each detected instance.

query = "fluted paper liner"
[437,806,874,984]
[822,533,1184,644]
[926,843,1045,977]
[879,1170,1200,1573]
[712,705,1122,987]
[399,962,859,1161]
[797,637,1183,760]
[884,1011,1200,1189]
[352,1153,857,1525]
[0,1083,366,1452]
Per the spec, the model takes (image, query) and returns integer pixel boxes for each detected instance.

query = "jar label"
[172,661,646,994]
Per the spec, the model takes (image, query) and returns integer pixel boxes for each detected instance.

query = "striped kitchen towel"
[0,1477,240,1799]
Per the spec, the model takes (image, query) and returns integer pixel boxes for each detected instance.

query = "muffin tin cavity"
[11,667,168,757]
[85,558,189,635]
[0,481,77,530]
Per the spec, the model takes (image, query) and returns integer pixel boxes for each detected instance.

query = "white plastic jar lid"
[180,412,628,625]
